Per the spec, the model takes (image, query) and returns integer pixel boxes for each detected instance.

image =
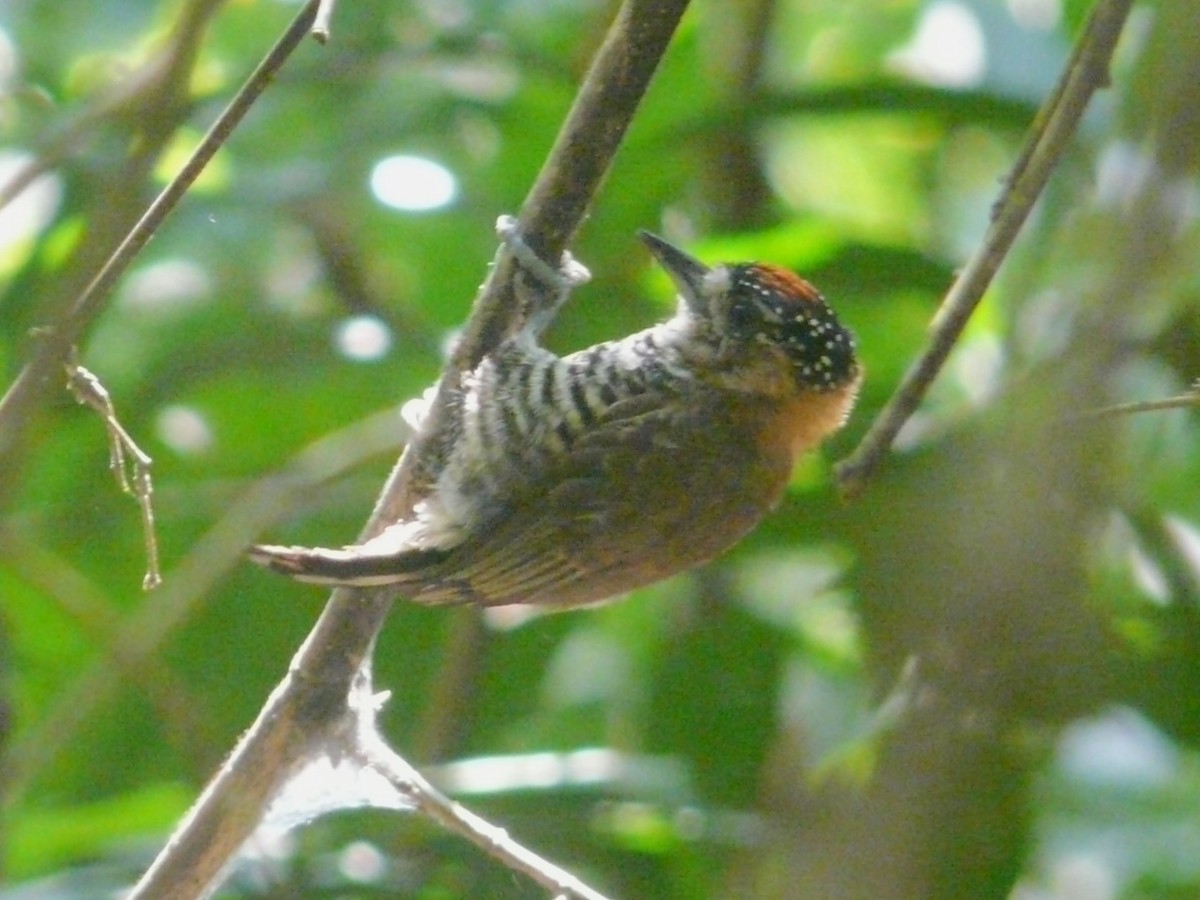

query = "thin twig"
[65,354,162,589]
[834,0,1134,498]
[349,680,614,900]
[1070,389,1200,421]
[0,0,225,506]
[368,743,615,900]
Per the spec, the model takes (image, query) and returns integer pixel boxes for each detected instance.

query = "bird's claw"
[495,215,591,338]
[495,215,591,292]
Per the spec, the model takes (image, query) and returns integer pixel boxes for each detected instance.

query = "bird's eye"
[725,298,760,338]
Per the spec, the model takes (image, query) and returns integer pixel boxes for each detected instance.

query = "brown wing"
[407,391,794,607]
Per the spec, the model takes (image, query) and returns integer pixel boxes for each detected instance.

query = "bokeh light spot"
[335,315,393,361]
[156,405,214,455]
[369,154,457,211]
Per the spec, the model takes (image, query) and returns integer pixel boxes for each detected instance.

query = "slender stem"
[834,0,1134,497]
[360,719,614,900]
[1071,390,1200,420]
[341,676,616,900]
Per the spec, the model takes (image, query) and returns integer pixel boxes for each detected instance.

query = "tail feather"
[247,542,449,586]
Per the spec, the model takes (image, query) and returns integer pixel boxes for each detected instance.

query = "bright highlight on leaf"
[890,0,986,88]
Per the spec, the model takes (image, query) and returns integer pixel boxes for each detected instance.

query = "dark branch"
[834,0,1135,497]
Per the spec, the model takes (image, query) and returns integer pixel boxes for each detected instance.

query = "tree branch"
[358,694,615,900]
[131,1,691,896]
[834,0,1135,497]
[383,0,695,526]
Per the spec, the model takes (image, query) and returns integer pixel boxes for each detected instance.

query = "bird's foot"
[495,215,590,336]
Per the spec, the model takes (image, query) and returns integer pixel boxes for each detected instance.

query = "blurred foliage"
[1,0,1199,897]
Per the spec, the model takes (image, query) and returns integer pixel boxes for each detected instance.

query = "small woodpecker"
[249,219,861,607]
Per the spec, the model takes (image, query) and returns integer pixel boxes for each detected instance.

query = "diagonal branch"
[353,678,615,900]
[379,0,694,526]
[131,1,691,896]
[834,0,1135,498]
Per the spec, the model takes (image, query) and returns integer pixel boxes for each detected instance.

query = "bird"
[248,225,862,607]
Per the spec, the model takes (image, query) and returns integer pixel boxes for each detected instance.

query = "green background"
[2,0,1200,896]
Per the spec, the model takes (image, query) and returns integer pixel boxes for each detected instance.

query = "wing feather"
[410,391,792,606]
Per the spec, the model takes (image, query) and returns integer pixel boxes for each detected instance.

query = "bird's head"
[639,231,859,395]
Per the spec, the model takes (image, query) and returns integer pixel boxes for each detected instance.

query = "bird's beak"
[638,231,710,312]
